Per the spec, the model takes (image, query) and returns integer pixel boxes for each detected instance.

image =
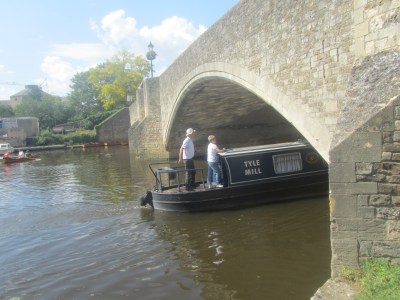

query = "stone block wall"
[357,98,400,265]
[329,49,400,276]
[17,117,39,137]
[97,108,130,143]
[330,96,400,275]
[0,117,39,146]
[0,128,27,147]
[128,78,169,159]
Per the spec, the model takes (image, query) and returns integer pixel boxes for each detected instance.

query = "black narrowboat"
[140,140,328,212]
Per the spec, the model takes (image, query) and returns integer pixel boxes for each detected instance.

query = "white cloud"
[39,56,77,96]
[49,43,114,62]
[40,9,207,97]
[42,43,117,96]
[140,16,206,44]
[41,56,75,81]
[91,10,207,67]
[93,10,138,45]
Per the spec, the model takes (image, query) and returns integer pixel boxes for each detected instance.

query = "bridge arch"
[164,62,331,160]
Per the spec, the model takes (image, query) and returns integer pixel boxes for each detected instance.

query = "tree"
[67,71,101,120]
[14,94,73,129]
[87,50,150,110]
[0,104,15,117]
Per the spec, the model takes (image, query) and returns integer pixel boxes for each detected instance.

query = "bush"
[35,129,64,145]
[81,111,117,130]
[34,129,97,146]
[63,130,97,144]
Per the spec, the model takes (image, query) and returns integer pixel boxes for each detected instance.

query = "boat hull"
[2,156,37,164]
[150,171,328,212]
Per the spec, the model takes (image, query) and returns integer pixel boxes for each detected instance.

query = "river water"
[0,146,331,300]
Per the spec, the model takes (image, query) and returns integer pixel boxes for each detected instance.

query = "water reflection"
[141,197,331,300]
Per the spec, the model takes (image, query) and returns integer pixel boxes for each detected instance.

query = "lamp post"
[146,42,157,78]
[124,62,132,103]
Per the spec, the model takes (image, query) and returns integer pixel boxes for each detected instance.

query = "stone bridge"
[128,0,400,286]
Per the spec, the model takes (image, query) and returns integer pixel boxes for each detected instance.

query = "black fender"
[140,191,153,208]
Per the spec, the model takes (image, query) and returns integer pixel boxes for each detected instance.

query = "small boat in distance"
[0,143,14,156]
[140,140,329,212]
[2,153,38,164]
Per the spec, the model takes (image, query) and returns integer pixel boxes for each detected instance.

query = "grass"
[341,259,400,300]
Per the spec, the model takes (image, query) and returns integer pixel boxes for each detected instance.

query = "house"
[9,85,52,108]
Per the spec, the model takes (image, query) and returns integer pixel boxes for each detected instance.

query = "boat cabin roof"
[219,140,311,157]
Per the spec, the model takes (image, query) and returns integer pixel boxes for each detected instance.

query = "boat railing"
[148,161,207,192]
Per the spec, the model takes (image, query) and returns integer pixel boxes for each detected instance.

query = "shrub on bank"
[33,129,97,146]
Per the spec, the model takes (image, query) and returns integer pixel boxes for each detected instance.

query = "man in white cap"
[178,128,196,191]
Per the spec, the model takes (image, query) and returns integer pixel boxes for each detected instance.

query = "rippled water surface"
[0,146,331,299]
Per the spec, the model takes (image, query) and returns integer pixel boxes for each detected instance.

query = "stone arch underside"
[163,65,330,160]
[165,76,306,158]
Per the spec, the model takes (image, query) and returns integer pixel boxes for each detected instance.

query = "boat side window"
[273,152,303,174]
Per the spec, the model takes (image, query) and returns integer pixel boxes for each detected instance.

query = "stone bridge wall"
[128,78,168,158]
[97,108,130,143]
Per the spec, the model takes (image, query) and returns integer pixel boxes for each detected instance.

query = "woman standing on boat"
[207,135,225,189]
[178,128,196,191]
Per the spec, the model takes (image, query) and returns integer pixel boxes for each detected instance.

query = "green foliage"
[10,50,146,142]
[80,110,117,130]
[66,71,102,119]
[34,129,97,146]
[0,104,15,117]
[35,129,64,145]
[87,50,150,110]
[64,130,97,144]
[14,94,73,130]
[351,260,400,300]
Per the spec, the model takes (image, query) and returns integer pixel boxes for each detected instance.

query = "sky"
[0,0,239,100]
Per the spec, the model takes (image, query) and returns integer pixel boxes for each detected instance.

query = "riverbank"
[18,142,128,152]
[311,278,359,299]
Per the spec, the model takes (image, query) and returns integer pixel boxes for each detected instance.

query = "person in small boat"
[207,135,225,189]
[18,149,25,158]
[3,151,10,159]
[178,128,196,191]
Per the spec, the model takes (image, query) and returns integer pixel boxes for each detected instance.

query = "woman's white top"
[207,143,218,162]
